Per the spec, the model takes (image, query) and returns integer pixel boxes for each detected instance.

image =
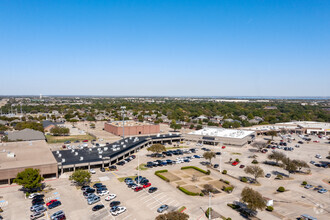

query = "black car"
[109,165,117,170]
[48,201,61,209]
[213,164,219,168]
[32,198,44,205]
[92,204,104,211]
[85,188,95,193]
[81,185,90,191]
[110,201,121,207]
[134,176,143,182]
[33,195,45,199]
[93,183,104,188]
[148,187,158,193]
[116,161,125,166]
[215,152,221,155]
[100,168,105,172]
[298,141,304,144]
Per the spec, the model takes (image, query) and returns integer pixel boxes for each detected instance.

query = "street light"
[121,106,126,139]
[208,192,212,220]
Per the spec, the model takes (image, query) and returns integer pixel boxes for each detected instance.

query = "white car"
[315,154,322,159]
[28,193,41,199]
[110,206,126,216]
[98,190,109,196]
[89,169,96,174]
[105,194,116,201]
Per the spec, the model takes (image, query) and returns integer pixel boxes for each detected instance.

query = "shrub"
[266,206,274,211]
[223,186,233,193]
[241,177,248,182]
[177,186,199,196]
[226,218,232,220]
[200,193,204,196]
[227,203,239,210]
[276,174,283,179]
[181,166,209,175]
[302,181,307,185]
[235,158,240,162]
[277,186,285,192]
[224,180,230,184]
[205,208,212,218]
[222,170,227,174]
[251,159,258,164]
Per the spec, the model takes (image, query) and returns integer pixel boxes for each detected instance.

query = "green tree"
[203,151,216,164]
[156,211,189,220]
[267,130,277,140]
[281,157,297,176]
[170,120,182,131]
[196,125,203,130]
[50,126,70,136]
[14,122,44,132]
[69,170,91,186]
[241,187,266,211]
[13,168,44,192]
[244,165,264,182]
[267,151,285,165]
[147,144,166,154]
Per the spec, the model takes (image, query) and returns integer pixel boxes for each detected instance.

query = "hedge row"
[181,166,210,175]
[177,186,199,196]
[154,170,170,182]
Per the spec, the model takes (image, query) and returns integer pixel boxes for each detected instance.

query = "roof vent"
[98,151,103,154]
[62,158,65,163]
[104,147,108,151]
[56,151,59,154]
[99,155,103,158]
[80,157,84,161]
[123,145,126,148]
[58,154,62,158]
[71,149,75,153]
[75,152,78,156]
[89,148,92,151]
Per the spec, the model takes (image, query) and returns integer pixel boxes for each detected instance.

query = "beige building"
[104,120,160,136]
[0,140,58,185]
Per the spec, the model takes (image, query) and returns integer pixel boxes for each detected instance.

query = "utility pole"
[121,106,126,139]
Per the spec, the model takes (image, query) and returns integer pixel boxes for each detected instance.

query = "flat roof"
[53,134,181,166]
[0,140,57,170]
[106,120,156,127]
[246,121,330,131]
[188,127,255,139]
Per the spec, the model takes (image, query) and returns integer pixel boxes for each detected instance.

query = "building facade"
[104,121,160,136]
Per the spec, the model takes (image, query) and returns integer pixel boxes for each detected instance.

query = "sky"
[0,0,329,97]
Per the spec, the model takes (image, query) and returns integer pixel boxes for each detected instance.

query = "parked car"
[134,187,143,192]
[50,210,65,220]
[29,193,43,199]
[93,183,103,188]
[46,200,58,207]
[33,206,47,213]
[97,190,109,196]
[92,204,104,211]
[213,164,219,168]
[30,211,45,220]
[110,201,121,207]
[304,184,313,189]
[239,165,245,169]
[82,140,88,142]
[310,161,316,165]
[143,183,151,188]
[110,206,126,216]
[222,146,226,149]
[30,204,44,212]
[89,169,96,174]
[32,199,44,206]
[157,204,169,213]
[231,161,239,166]
[48,201,61,209]
[148,187,158,193]
[109,165,117,170]
[53,214,66,220]
[105,194,116,201]
[318,188,328,194]
[265,173,271,178]
[88,196,100,205]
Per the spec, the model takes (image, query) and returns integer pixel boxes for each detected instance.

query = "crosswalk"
[137,191,180,211]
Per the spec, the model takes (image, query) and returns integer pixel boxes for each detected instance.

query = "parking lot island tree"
[156,211,189,220]
[50,126,70,136]
[13,168,44,193]
[147,144,166,154]
[251,141,267,152]
[69,170,91,186]
[267,151,286,165]
[241,187,266,211]
[267,130,277,140]
[292,159,309,172]
[203,151,216,164]
[244,165,264,183]
[281,157,298,177]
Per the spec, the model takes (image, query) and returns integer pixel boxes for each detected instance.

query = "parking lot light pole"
[209,192,211,220]
[137,153,140,186]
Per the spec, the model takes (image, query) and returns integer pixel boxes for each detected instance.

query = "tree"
[156,211,189,220]
[292,159,309,171]
[203,184,214,193]
[50,126,70,136]
[196,124,203,130]
[244,165,264,182]
[251,141,267,152]
[267,151,285,165]
[13,168,44,192]
[241,187,266,211]
[189,124,194,129]
[147,144,166,154]
[14,122,44,132]
[281,157,297,176]
[267,130,277,140]
[170,120,182,131]
[69,170,91,186]
[203,151,216,164]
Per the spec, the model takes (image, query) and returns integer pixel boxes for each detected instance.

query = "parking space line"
[121,214,132,220]
[167,200,176,206]
[146,199,160,207]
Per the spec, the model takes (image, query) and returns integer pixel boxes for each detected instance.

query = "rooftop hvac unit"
[89,148,92,151]
[169,133,172,136]
[58,154,62,157]
[71,149,75,153]
[125,139,128,142]
[121,142,124,145]
[56,151,59,154]
[75,152,78,156]
[123,145,126,148]
[62,158,65,163]
[104,147,108,151]
[80,157,84,161]
[99,155,103,158]
[129,137,132,140]
[99,151,103,154]
[116,147,120,151]
[113,148,117,151]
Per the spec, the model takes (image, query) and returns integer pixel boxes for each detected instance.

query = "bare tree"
[203,151,216,164]
[251,141,267,152]
[267,151,285,165]
[241,187,266,211]
[244,165,265,182]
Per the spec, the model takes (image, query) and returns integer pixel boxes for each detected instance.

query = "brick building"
[104,121,160,136]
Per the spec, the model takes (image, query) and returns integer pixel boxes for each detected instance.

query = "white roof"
[188,127,255,139]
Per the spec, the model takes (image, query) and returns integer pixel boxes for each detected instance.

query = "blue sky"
[0,0,329,96]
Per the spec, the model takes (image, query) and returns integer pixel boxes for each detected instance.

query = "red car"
[232,161,239,166]
[46,199,58,206]
[222,146,226,149]
[134,186,143,192]
[143,183,151,188]
[82,140,88,142]
[313,140,320,143]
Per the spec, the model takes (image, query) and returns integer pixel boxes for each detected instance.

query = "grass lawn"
[46,134,95,143]
[136,163,148,171]
[117,175,137,182]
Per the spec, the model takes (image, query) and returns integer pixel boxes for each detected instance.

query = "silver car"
[30,204,43,212]
[88,196,100,205]
[30,212,44,220]
[50,210,64,220]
